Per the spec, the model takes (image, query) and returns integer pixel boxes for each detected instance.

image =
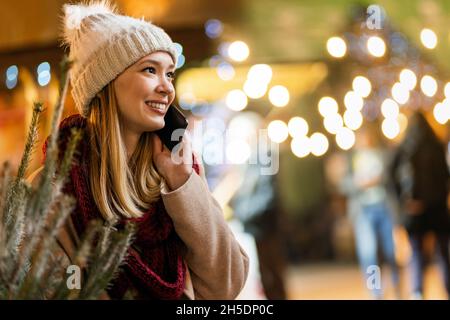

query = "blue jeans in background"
[353,202,400,298]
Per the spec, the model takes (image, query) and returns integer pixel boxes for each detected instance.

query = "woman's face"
[113,51,176,134]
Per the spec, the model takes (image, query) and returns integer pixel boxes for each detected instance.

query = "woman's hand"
[151,133,193,191]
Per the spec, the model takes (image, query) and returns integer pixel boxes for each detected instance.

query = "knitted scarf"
[43,114,198,299]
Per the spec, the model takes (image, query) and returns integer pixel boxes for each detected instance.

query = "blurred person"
[28,1,248,299]
[390,111,450,299]
[229,112,287,300]
[342,125,401,299]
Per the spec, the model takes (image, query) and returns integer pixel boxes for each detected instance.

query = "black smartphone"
[155,105,189,151]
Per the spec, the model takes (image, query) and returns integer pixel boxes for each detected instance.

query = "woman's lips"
[145,101,167,115]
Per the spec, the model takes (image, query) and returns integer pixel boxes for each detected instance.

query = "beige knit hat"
[61,0,178,116]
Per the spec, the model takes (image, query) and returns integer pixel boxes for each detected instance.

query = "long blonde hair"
[87,82,163,221]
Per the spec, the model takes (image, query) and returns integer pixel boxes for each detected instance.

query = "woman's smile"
[145,101,168,115]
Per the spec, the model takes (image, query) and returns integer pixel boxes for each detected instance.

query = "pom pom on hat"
[62,0,117,47]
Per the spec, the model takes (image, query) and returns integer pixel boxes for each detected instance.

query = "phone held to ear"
[155,105,188,151]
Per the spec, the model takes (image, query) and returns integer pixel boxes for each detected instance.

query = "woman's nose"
[156,77,174,95]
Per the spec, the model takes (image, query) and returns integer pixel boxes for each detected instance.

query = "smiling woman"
[28,0,249,300]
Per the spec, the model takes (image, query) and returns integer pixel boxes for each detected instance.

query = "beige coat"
[28,167,249,300]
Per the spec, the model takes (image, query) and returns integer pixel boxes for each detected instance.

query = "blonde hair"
[87,82,163,221]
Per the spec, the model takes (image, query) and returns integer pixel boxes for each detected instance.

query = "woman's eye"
[143,67,156,74]
[166,72,176,80]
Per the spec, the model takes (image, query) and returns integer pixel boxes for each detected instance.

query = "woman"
[343,126,400,299]
[390,111,450,299]
[29,1,248,299]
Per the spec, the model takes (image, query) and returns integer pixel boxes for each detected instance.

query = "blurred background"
[1,0,450,300]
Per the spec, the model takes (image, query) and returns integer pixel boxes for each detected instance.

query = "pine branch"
[78,223,135,300]
[0,162,12,223]
[27,57,72,222]
[51,220,101,300]
[0,55,134,300]
[16,194,75,299]
[0,162,12,254]
[3,103,42,232]
[16,103,43,181]
[13,58,74,285]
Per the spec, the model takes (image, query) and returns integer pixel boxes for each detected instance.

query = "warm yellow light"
[243,80,267,99]
[318,96,339,117]
[268,85,290,107]
[420,28,438,49]
[398,113,408,134]
[288,117,309,138]
[421,75,438,97]
[291,136,311,158]
[433,102,449,124]
[352,76,372,98]
[367,36,386,57]
[391,82,410,105]
[327,37,347,58]
[268,120,289,143]
[225,89,248,111]
[310,132,329,156]
[381,98,400,119]
[228,41,250,62]
[444,82,450,98]
[343,110,363,131]
[323,113,344,135]
[399,69,417,90]
[335,127,355,150]
[247,64,272,84]
[381,118,400,139]
[344,91,364,111]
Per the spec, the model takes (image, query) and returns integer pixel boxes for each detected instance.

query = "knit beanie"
[61,0,178,117]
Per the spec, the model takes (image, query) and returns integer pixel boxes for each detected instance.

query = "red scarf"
[43,114,198,299]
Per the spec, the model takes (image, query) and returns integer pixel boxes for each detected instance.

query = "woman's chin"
[147,119,165,131]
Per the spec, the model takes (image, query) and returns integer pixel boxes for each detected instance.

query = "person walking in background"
[229,112,288,300]
[342,126,401,299]
[390,111,450,299]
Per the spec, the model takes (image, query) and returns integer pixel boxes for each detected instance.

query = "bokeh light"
[291,136,311,158]
[268,120,289,143]
[420,28,438,49]
[367,36,386,57]
[323,113,344,134]
[288,117,309,138]
[381,118,400,139]
[421,75,438,97]
[335,127,355,150]
[318,96,339,117]
[225,89,248,111]
[310,133,329,156]
[343,110,363,131]
[352,76,372,98]
[268,85,290,107]
[399,69,417,90]
[228,41,250,62]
